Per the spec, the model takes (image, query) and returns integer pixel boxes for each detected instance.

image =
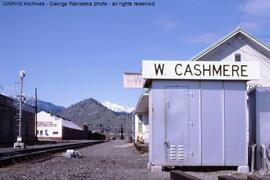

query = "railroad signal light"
[14,70,26,149]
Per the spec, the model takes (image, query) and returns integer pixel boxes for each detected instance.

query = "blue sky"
[0,0,270,107]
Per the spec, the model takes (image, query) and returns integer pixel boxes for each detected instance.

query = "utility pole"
[35,88,38,140]
[14,70,26,149]
[120,124,124,140]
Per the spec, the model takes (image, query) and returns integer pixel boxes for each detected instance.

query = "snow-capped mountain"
[101,100,134,114]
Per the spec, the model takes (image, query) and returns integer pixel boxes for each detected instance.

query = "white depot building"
[128,28,270,144]
[37,111,85,140]
[124,28,270,172]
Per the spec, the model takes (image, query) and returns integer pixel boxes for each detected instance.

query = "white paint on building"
[37,111,82,140]
[134,93,149,144]
[134,114,149,143]
[191,28,270,87]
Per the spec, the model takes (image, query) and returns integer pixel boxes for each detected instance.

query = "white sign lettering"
[142,61,259,80]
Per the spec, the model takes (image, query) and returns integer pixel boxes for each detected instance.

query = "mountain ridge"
[25,96,65,114]
[59,98,132,137]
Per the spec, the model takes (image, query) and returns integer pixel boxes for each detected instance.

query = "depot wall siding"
[196,36,270,87]
[149,80,247,166]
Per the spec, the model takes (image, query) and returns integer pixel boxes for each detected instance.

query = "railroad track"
[0,140,105,167]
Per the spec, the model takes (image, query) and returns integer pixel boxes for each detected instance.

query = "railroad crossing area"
[0,140,170,180]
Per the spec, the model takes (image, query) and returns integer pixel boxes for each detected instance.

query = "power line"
[256,35,270,38]
[257,36,270,39]
[234,0,248,28]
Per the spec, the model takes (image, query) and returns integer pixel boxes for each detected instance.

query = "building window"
[45,129,48,136]
[138,122,143,133]
[36,130,39,135]
[40,130,43,136]
[53,131,58,134]
[235,53,241,62]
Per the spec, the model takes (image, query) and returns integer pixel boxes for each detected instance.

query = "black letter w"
[154,64,164,75]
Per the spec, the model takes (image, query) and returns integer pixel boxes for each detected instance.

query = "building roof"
[190,28,270,61]
[62,119,83,131]
[38,111,83,131]
[135,93,149,114]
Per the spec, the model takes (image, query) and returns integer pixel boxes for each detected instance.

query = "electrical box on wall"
[148,80,247,167]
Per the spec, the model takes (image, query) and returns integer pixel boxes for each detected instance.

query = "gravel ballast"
[0,140,169,180]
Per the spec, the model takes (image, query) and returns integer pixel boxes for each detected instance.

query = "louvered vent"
[178,145,185,160]
[169,145,176,160]
[169,145,185,160]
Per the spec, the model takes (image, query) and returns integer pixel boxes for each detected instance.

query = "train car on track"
[0,94,36,145]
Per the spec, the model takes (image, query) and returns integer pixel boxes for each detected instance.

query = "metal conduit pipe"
[250,144,256,174]
[260,144,270,175]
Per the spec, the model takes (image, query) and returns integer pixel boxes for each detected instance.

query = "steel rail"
[0,140,106,167]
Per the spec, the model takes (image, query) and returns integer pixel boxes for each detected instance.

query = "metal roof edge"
[134,92,149,113]
[190,28,270,61]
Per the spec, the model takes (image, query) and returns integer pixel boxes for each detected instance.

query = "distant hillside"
[37,100,65,114]
[26,97,65,114]
[60,98,132,137]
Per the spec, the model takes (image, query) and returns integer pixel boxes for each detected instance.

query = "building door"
[165,86,190,163]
